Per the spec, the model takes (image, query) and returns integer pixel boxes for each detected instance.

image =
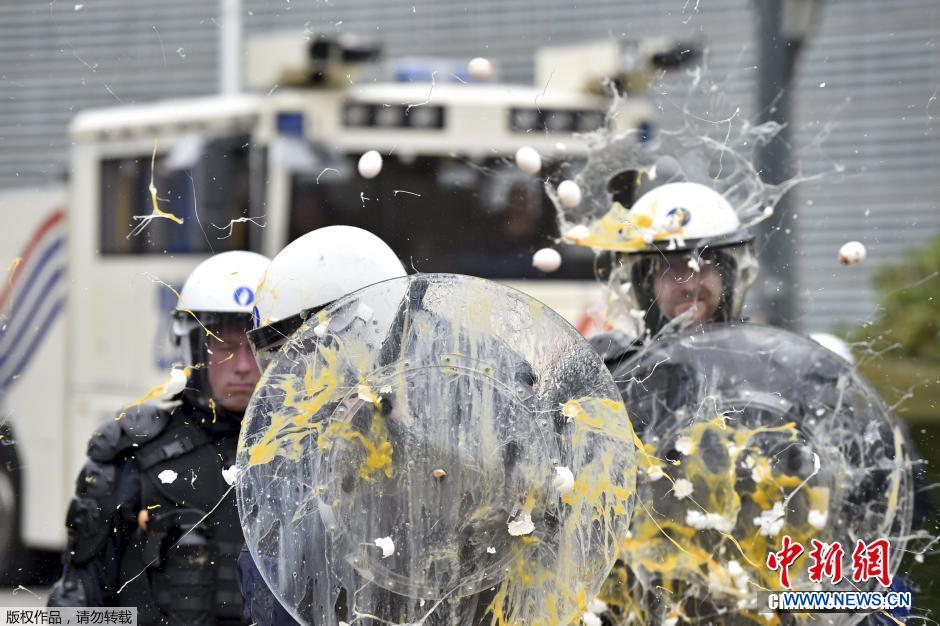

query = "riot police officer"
[237,226,632,626]
[48,250,269,625]
[588,181,929,624]
[236,225,407,625]
[589,182,760,411]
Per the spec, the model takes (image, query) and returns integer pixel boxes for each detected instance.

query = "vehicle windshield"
[100,134,261,254]
[288,152,595,279]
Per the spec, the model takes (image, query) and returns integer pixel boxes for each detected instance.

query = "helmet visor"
[611,241,757,337]
[172,310,255,409]
[247,304,329,371]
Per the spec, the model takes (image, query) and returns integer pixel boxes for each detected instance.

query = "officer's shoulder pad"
[86,404,171,462]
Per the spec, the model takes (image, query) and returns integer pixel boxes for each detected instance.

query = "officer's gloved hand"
[48,569,90,607]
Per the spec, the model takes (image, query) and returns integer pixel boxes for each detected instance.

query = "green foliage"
[853,236,940,362]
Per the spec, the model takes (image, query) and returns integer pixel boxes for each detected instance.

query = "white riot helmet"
[248,226,407,367]
[610,182,758,337]
[171,250,271,408]
[624,181,749,250]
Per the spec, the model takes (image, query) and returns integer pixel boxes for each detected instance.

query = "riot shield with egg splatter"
[603,324,913,625]
[236,274,637,626]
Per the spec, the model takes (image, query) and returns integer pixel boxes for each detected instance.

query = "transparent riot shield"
[236,274,637,625]
[605,324,914,625]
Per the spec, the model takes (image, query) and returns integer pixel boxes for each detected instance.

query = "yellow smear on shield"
[248,344,340,466]
[606,418,833,624]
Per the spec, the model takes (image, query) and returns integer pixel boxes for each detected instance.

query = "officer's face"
[207,322,261,413]
[651,254,723,323]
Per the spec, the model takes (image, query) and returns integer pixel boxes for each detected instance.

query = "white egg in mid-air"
[515,146,542,175]
[222,465,240,486]
[839,241,866,265]
[563,224,591,243]
[163,368,188,398]
[532,248,562,273]
[467,57,494,81]
[557,180,582,208]
[358,150,383,179]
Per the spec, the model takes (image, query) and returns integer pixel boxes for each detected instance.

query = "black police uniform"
[48,400,244,625]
